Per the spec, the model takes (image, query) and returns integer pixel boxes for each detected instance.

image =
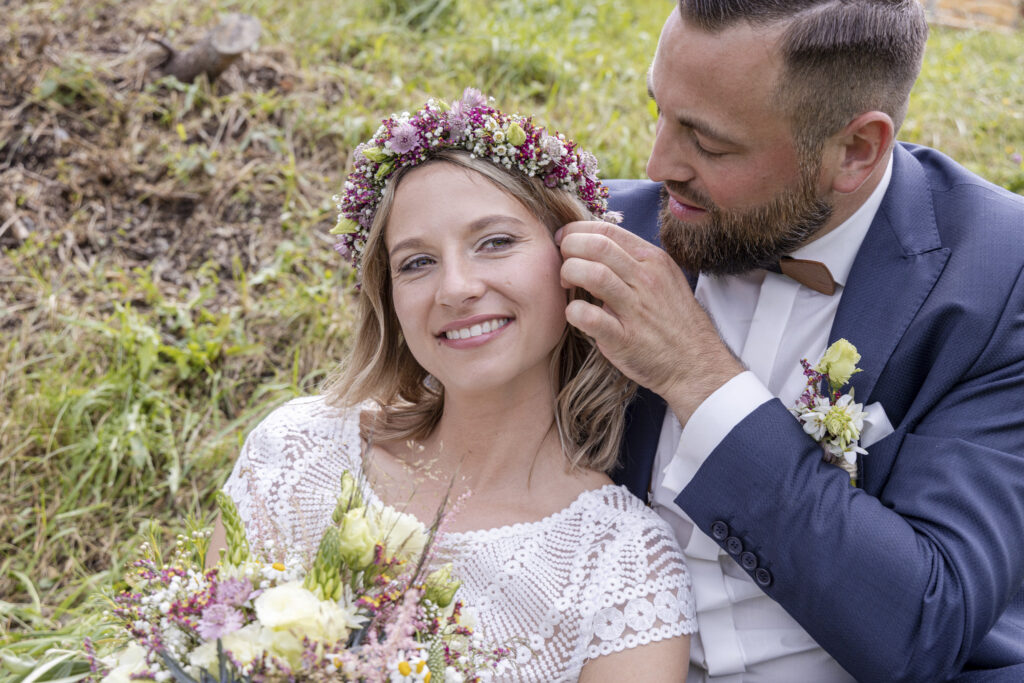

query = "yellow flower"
[337,508,378,570]
[372,504,428,564]
[506,122,527,147]
[252,581,364,668]
[337,470,363,515]
[331,218,359,235]
[375,161,395,181]
[423,563,461,608]
[362,146,390,162]
[816,339,861,391]
[189,624,264,672]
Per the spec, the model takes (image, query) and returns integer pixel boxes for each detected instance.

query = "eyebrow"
[646,73,739,147]
[388,214,527,260]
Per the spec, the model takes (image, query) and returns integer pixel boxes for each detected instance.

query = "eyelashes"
[395,234,519,274]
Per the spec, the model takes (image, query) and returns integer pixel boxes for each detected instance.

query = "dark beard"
[658,168,834,276]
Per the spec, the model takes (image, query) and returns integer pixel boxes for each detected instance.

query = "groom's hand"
[558,220,743,425]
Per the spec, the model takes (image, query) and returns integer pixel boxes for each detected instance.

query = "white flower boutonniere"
[791,339,867,485]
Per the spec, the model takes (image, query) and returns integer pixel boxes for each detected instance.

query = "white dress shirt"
[651,158,894,681]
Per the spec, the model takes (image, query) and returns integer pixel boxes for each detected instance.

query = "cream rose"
[816,338,862,390]
[100,644,148,683]
[371,504,428,564]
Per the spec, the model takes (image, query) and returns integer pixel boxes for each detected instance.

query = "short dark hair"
[678,0,928,156]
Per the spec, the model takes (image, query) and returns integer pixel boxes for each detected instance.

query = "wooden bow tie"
[773,257,836,295]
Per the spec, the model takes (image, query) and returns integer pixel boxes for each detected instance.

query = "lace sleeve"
[221,397,362,564]
[583,508,697,661]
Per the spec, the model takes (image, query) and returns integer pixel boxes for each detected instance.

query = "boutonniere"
[790,339,866,485]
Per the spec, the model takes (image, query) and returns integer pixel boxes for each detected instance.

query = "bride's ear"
[828,111,894,194]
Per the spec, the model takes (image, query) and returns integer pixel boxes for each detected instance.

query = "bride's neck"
[426,388,562,491]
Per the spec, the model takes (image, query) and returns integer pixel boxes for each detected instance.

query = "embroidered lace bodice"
[223,396,696,681]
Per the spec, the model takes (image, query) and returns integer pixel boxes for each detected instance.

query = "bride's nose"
[435,254,486,306]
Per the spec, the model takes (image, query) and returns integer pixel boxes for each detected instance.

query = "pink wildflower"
[388,121,421,155]
[197,603,244,640]
[216,577,253,606]
[460,87,487,109]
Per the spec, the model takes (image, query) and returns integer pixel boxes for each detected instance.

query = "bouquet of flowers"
[92,471,505,683]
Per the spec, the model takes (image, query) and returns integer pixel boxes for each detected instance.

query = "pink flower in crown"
[448,114,469,142]
[540,134,565,160]
[460,87,487,109]
[197,603,244,640]
[388,121,422,155]
[580,151,599,179]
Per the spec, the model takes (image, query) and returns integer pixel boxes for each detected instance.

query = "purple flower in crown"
[448,114,469,142]
[388,121,422,155]
[460,87,487,109]
[332,88,619,274]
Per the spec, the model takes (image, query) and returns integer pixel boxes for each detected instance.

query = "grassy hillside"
[1,0,1022,666]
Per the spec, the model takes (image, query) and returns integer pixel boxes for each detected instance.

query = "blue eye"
[398,255,434,272]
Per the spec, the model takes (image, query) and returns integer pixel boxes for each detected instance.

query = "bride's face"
[385,163,568,398]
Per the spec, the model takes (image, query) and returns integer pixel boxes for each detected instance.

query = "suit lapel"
[829,145,950,480]
[616,386,666,499]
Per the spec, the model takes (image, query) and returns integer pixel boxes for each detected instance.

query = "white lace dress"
[223,396,697,681]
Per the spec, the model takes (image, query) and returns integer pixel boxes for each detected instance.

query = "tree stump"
[152,13,261,84]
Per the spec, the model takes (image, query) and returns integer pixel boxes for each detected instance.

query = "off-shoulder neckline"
[294,397,640,540]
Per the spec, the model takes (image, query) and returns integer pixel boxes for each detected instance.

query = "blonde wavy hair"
[323,149,635,473]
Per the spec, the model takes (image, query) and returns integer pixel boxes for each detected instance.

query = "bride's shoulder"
[585,486,682,541]
[239,396,364,466]
[252,395,358,437]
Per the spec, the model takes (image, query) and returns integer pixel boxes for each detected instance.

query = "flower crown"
[331,88,622,271]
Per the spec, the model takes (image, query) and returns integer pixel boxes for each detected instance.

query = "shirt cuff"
[662,371,775,493]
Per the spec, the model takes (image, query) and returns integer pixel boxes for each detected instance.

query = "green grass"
[1,0,1023,675]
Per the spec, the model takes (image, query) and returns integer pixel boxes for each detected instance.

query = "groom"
[559,1,1024,681]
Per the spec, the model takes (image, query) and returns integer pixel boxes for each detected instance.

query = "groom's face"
[646,9,834,275]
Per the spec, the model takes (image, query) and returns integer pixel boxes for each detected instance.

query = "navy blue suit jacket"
[607,143,1024,682]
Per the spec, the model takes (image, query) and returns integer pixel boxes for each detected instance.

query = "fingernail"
[554,227,563,245]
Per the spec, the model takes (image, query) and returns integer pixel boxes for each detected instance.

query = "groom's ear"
[827,111,894,195]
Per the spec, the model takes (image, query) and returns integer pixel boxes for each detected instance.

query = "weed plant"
[1,0,1022,672]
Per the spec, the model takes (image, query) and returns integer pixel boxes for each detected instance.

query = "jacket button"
[710,520,730,540]
[755,567,773,587]
[740,551,758,570]
[725,536,743,556]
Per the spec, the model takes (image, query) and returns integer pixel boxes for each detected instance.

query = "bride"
[212,89,695,681]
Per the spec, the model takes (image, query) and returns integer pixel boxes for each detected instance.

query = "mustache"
[662,181,715,212]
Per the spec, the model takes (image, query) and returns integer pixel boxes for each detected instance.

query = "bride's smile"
[438,315,511,342]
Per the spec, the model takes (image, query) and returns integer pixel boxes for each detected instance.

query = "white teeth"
[444,318,509,340]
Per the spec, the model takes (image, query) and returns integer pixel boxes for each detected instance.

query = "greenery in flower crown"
[331,87,622,271]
